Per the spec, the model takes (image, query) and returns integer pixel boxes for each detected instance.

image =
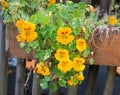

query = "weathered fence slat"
[32,60,42,95]
[103,66,116,95]
[32,74,42,95]
[100,0,113,14]
[85,65,99,95]
[0,8,8,95]
[67,85,78,95]
[49,89,58,95]
[49,80,58,95]
[15,59,26,95]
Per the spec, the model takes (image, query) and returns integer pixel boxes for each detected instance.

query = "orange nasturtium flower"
[58,59,73,73]
[74,73,85,81]
[1,0,9,11]
[76,38,86,52]
[16,19,26,29]
[34,62,50,76]
[54,48,70,61]
[56,27,75,45]
[73,57,85,72]
[21,22,36,32]
[67,73,85,86]
[47,0,56,5]
[77,74,84,81]
[67,77,74,86]
[67,76,77,86]
[16,33,26,42]
[16,19,37,42]
[108,16,118,26]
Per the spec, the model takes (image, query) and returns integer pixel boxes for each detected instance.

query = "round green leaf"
[40,79,48,89]
[58,79,66,87]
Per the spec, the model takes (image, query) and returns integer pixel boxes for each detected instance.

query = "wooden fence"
[0,0,120,95]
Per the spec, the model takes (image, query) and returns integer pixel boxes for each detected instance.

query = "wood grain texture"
[88,30,120,66]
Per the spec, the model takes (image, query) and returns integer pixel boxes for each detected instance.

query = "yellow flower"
[58,59,73,73]
[55,49,69,61]
[77,74,84,81]
[57,27,72,36]
[16,19,26,29]
[108,16,118,26]
[21,22,36,32]
[74,73,85,81]
[67,76,78,86]
[73,57,85,71]
[67,78,74,86]
[47,0,56,5]
[23,31,37,42]
[67,73,85,86]
[16,34,26,42]
[36,62,50,76]
[76,38,86,52]
[56,27,74,45]
[1,0,8,11]
[56,35,74,45]
[16,20,37,42]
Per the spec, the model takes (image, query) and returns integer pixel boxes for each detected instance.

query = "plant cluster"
[0,0,119,92]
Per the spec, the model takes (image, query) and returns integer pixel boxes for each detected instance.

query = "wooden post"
[103,66,116,95]
[49,80,58,95]
[32,59,42,95]
[0,7,8,95]
[67,85,78,95]
[85,65,99,95]
[15,59,26,95]
[32,74,42,95]
[49,90,58,95]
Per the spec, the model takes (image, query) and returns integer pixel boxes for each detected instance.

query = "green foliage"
[44,75,52,81]
[83,46,90,58]
[35,49,52,61]
[49,82,58,92]
[90,58,94,65]
[40,79,48,89]
[19,42,26,48]
[58,79,66,87]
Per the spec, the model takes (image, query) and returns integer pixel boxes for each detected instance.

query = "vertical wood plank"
[103,66,116,95]
[32,74,42,95]
[67,85,78,95]
[49,80,58,95]
[100,0,113,14]
[0,7,8,95]
[49,90,58,95]
[85,65,99,95]
[15,59,26,95]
